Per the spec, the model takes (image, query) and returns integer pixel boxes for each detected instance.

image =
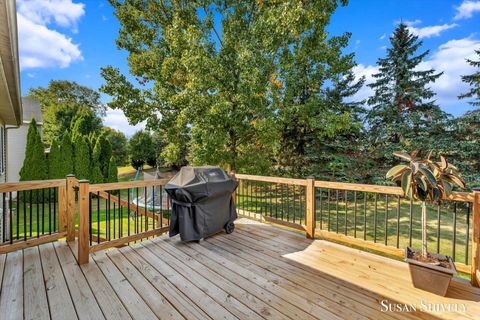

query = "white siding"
[6,124,28,182]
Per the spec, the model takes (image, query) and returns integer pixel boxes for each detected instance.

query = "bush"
[48,139,61,179]
[74,136,91,180]
[107,156,118,183]
[58,133,74,177]
[19,118,47,181]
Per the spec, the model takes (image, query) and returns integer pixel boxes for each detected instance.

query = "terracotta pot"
[405,247,456,296]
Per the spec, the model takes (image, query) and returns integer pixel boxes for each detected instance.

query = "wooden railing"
[233,173,480,287]
[77,178,172,264]
[0,178,72,254]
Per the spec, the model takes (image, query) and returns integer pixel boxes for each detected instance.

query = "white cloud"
[418,37,480,108]
[103,108,147,137]
[405,21,458,39]
[17,0,84,31]
[379,34,386,40]
[454,0,480,20]
[17,0,84,70]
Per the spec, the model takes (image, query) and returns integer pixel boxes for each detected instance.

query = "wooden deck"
[0,220,479,320]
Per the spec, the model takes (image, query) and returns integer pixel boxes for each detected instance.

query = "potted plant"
[386,149,466,296]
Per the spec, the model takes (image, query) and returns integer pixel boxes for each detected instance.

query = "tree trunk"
[421,202,428,258]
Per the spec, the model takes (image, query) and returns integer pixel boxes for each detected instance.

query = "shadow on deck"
[0,220,479,320]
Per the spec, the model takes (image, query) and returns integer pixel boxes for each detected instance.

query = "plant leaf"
[401,169,412,197]
[440,155,448,170]
[418,166,437,187]
[386,164,409,178]
[393,152,412,162]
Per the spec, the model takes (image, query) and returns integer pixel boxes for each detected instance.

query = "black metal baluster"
[293,185,297,224]
[36,190,39,237]
[453,202,457,261]
[353,191,357,238]
[53,188,57,232]
[135,187,139,234]
[113,202,116,239]
[344,190,348,235]
[16,193,20,239]
[41,189,44,235]
[335,190,339,233]
[275,183,278,219]
[127,190,131,236]
[363,192,367,240]
[89,193,92,245]
[437,204,441,253]
[107,191,111,241]
[23,191,27,241]
[2,193,5,243]
[373,193,378,243]
[409,198,413,247]
[281,184,285,220]
[319,188,323,230]
[9,192,13,244]
[466,202,471,265]
[29,190,33,237]
[286,184,290,222]
[152,186,155,231]
[97,192,100,243]
[385,194,389,246]
[145,186,148,234]
[269,184,273,218]
[48,188,52,235]
[327,189,331,232]
[396,196,400,248]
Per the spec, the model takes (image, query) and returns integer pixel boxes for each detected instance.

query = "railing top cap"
[78,179,89,183]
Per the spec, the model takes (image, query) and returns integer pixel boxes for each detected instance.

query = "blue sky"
[17,0,480,136]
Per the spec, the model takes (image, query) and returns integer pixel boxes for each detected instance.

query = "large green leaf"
[386,164,409,179]
[401,169,412,196]
[418,166,437,187]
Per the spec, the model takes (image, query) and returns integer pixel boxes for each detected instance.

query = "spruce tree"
[19,118,48,181]
[48,139,61,179]
[107,156,118,183]
[366,23,447,178]
[59,133,74,177]
[74,136,91,180]
[459,49,480,107]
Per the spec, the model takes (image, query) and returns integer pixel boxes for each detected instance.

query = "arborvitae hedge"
[59,133,74,177]
[93,134,112,180]
[90,164,104,184]
[19,118,48,181]
[48,139,61,179]
[107,156,118,183]
[74,136,91,180]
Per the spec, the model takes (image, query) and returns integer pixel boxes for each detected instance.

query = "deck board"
[1,220,480,320]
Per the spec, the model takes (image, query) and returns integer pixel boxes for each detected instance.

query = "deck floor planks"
[91,250,158,320]
[0,221,479,320]
[54,241,105,320]
[154,237,289,320]
[144,239,261,320]
[23,247,50,320]
[106,248,184,320]
[133,242,236,320]
[237,224,480,320]
[118,246,212,320]
[0,250,23,320]
[39,243,78,320]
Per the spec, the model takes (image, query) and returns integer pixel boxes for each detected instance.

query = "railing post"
[472,188,480,287]
[306,176,315,239]
[66,175,76,242]
[78,180,90,265]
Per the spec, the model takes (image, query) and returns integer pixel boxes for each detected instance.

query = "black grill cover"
[165,166,238,241]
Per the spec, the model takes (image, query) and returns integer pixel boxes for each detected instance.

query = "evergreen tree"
[459,49,480,107]
[48,139,62,179]
[366,23,448,181]
[19,118,48,181]
[90,164,104,184]
[74,136,91,180]
[58,133,74,177]
[107,156,118,183]
[92,134,112,179]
